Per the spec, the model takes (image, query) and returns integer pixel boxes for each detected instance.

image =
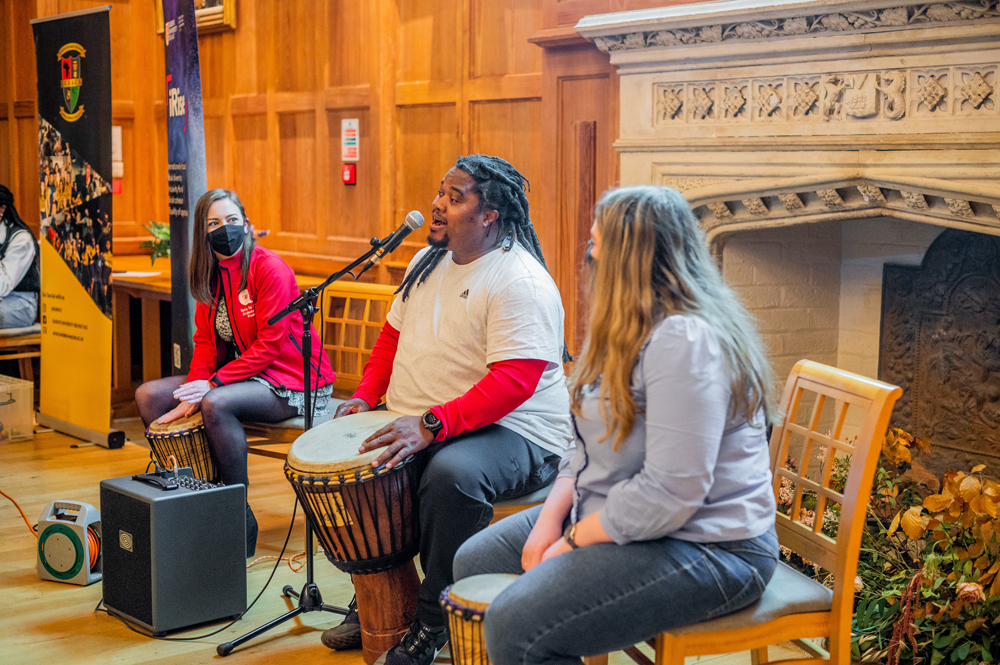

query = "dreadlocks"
[395,155,571,362]
[396,155,547,302]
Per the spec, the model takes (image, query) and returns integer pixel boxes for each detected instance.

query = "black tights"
[135,376,298,488]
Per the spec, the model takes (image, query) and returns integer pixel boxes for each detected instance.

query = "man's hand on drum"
[157,380,213,424]
[360,416,434,469]
[334,398,372,419]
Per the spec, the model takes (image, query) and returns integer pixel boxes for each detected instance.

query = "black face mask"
[209,224,245,256]
[585,239,596,268]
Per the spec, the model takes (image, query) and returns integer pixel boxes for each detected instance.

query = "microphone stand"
[218,234,390,657]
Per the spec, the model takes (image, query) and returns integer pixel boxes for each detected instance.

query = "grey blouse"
[562,315,776,545]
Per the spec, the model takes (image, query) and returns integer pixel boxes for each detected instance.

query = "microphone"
[362,211,424,271]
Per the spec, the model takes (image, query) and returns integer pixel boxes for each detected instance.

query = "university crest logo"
[57,43,86,122]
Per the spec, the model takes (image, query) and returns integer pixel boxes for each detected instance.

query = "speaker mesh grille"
[100,487,152,626]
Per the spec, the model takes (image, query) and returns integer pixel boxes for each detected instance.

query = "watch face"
[422,411,441,430]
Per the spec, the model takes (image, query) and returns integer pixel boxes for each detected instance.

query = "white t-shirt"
[386,243,573,457]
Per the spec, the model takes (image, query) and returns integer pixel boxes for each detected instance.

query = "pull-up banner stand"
[32,6,123,448]
[163,0,207,375]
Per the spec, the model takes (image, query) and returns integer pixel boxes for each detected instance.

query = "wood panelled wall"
[2,0,703,355]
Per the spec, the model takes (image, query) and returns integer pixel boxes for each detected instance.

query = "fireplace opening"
[720,217,944,388]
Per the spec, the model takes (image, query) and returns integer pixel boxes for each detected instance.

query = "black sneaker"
[245,503,258,558]
[373,619,448,665]
[321,596,361,650]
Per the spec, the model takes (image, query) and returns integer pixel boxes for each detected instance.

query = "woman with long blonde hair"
[453,186,780,665]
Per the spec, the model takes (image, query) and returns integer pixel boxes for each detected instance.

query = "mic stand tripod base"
[217,523,348,656]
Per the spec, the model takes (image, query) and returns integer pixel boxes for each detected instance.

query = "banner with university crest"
[163,0,207,374]
[32,7,120,447]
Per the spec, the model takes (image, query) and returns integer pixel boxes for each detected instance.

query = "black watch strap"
[563,523,580,549]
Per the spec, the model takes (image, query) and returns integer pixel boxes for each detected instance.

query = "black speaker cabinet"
[99,470,247,635]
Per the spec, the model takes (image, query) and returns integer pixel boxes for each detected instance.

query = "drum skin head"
[147,412,205,434]
[287,410,404,475]
[448,574,519,612]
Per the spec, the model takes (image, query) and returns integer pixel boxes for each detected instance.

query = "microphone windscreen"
[405,211,425,230]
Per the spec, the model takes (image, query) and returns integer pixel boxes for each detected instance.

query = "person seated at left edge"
[321,155,574,665]
[0,185,41,329]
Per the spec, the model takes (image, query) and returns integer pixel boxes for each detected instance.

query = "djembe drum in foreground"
[145,412,220,482]
[285,410,421,664]
[441,574,519,665]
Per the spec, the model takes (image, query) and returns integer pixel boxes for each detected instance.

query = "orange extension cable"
[0,488,38,538]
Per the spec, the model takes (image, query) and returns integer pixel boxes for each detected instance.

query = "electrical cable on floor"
[246,543,326,572]
[0,488,38,538]
[95,498,301,641]
[247,550,307,572]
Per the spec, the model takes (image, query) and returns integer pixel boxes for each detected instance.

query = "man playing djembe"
[322,155,572,665]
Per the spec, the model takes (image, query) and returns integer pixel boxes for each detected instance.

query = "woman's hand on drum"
[156,400,200,425]
[173,379,213,404]
[335,398,372,419]
[360,416,434,469]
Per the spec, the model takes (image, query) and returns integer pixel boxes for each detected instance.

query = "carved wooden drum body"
[145,412,219,482]
[285,411,421,664]
[441,574,519,665]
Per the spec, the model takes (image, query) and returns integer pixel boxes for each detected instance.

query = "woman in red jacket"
[135,188,335,557]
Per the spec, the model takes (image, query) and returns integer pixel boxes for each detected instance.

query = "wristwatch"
[421,409,444,438]
[563,523,580,549]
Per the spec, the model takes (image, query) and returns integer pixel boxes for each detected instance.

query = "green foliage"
[139,221,170,265]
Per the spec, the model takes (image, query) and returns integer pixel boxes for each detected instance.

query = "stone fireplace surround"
[574,0,1000,398]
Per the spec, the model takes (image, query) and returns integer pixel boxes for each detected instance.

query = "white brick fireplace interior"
[576,0,1000,391]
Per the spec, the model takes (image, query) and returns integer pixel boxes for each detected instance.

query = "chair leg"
[583,655,609,665]
[654,634,685,665]
[18,357,32,382]
[751,646,769,665]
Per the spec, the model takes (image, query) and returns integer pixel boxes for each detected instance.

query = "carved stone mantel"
[574,0,1000,237]
[576,0,1000,64]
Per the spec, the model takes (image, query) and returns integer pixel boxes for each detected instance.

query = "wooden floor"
[1,431,807,665]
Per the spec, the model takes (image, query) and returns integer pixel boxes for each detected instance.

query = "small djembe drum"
[145,412,220,482]
[285,411,421,665]
[441,574,519,665]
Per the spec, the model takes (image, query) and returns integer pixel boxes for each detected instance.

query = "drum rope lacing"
[145,420,220,483]
[284,454,420,575]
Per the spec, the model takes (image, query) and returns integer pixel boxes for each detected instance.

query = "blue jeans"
[0,292,37,329]
[453,505,778,665]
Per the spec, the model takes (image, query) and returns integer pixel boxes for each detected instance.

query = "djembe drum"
[145,412,220,482]
[285,411,421,664]
[441,574,519,665]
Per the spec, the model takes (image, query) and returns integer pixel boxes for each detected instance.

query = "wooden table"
[112,255,172,404]
[111,254,328,406]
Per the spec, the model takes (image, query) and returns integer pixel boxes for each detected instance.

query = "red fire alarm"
[342,164,356,185]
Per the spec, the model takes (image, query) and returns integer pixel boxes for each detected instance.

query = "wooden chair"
[594,359,901,665]
[493,483,553,523]
[0,323,42,381]
[244,281,397,459]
